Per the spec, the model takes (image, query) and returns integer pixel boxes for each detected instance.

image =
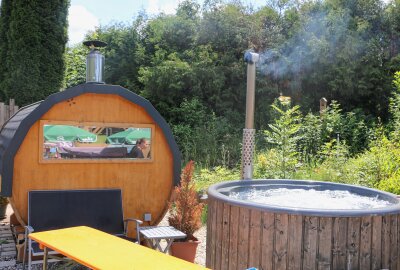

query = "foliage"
[64,45,86,88]
[311,139,351,183]
[88,23,143,91]
[194,166,240,193]
[378,171,400,195]
[0,0,11,101]
[170,98,242,168]
[253,149,282,178]
[0,0,69,105]
[169,161,204,240]
[298,112,322,164]
[389,71,400,141]
[61,0,400,166]
[264,103,302,178]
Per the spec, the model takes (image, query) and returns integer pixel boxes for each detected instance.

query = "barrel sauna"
[207,179,400,270]
[0,83,180,236]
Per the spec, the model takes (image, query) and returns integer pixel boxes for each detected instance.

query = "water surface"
[229,188,392,210]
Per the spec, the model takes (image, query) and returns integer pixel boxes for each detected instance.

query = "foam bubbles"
[229,188,392,210]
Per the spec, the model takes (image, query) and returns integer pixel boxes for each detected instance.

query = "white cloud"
[68,5,99,46]
[147,0,179,15]
[162,1,179,14]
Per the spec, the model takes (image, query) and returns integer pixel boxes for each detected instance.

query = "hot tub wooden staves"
[0,83,180,235]
[206,197,400,270]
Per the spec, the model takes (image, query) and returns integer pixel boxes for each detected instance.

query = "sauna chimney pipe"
[83,40,107,84]
[241,51,259,180]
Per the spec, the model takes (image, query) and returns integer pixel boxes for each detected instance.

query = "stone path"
[0,222,17,269]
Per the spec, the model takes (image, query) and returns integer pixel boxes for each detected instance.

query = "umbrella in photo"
[106,128,151,145]
[44,125,97,143]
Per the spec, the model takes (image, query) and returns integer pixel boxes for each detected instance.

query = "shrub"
[194,166,239,193]
[378,171,400,195]
[169,161,204,240]
[253,149,283,179]
[263,104,302,178]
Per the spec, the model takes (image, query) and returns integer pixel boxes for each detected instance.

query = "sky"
[69,0,184,45]
[68,0,263,46]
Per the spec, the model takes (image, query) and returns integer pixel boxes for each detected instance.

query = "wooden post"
[320,97,328,114]
[0,102,5,127]
[9,99,15,116]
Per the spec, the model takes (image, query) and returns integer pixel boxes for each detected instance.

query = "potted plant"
[168,160,204,263]
[0,196,8,220]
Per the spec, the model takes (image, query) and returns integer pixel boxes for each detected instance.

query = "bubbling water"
[229,188,392,210]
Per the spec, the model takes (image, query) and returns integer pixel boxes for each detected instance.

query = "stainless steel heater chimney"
[241,51,259,180]
[83,40,107,84]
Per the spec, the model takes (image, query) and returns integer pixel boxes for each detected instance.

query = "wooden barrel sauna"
[206,179,400,270]
[0,83,180,236]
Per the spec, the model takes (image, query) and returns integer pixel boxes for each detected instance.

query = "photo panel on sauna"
[40,120,154,162]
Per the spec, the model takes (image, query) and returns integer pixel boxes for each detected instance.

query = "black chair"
[23,189,142,270]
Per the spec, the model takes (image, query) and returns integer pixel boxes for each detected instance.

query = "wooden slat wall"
[237,208,250,270]
[260,212,274,270]
[303,217,318,270]
[11,94,174,233]
[274,213,288,270]
[360,216,372,269]
[0,99,19,127]
[221,203,231,270]
[206,199,217,269]
[248,210,261,268]
[287,215,302,270]
[382,215,391,269]
[228,206,239,270]
[371,216,382,270]
[206,198,400,270]
[318,217,332,270]
[215,202,224,270]
[347,217,361,269]
[332,217,347,269]
[390,215,398,269]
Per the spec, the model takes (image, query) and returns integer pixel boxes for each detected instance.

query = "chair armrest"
[124,218,143,242]
[24,225,34,235]
[124,218,143,225]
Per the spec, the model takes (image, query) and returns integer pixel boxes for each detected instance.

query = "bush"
[378,171,400,195]
[194,166,239,193]
[169,161,204,240]
[253,149,283,179]
[171,98,241,168]
[263,104,302,178]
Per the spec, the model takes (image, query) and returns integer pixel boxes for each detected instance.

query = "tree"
[264,103,302,178]
[87,23,143,91]
[64,44,86,88]
[0,0,69,105]
[0,0,12,101]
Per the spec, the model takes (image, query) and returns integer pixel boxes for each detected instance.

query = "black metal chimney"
[83,40,107,84]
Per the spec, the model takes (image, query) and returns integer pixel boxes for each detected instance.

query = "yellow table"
[29,226,207,270]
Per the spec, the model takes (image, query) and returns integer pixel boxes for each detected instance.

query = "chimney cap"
[244,50,259,64]
[83,40,107,49]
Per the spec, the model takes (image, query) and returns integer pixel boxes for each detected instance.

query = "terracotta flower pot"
[170,238,200,263]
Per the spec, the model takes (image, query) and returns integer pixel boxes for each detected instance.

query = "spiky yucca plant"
[168,161,203,240]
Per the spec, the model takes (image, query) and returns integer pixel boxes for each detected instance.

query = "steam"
[259,10,352,79]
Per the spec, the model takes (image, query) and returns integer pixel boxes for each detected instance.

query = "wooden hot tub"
[206,179,400,270]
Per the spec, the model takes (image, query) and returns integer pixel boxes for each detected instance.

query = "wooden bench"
[24,189,142,270]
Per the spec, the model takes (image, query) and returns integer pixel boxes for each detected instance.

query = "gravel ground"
[193,226,207,266]
[158,212,207,267]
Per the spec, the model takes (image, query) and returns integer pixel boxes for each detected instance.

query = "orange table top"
[29,226,207,270]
